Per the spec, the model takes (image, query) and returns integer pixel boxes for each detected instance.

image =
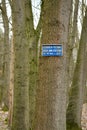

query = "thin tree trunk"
[0,32,4,105]
[1,0,10,108]
[69,0,79,84]
[8,37,14,127]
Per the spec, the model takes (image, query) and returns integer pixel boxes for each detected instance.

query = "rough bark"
[11,1,30,130]
[33,0,72,130]
[66,7,87,130]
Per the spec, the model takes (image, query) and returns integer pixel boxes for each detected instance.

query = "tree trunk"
[1,0,10,108]
[29,10,42,129]
[11,1,30,130]
[29,35,39,129]
[33,0,72,130]
[8,37,14,127]
[0,31,4,105]
[68,0,79,85]
[66,7,87,130]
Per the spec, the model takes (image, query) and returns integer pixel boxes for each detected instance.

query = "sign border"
[42,44,63,57]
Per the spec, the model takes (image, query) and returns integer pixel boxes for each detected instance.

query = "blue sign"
[42,44,63,56]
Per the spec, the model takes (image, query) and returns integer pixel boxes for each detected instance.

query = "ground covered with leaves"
[0,107,8,130]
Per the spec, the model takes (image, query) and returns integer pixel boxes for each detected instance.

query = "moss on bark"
[67,122,82,130]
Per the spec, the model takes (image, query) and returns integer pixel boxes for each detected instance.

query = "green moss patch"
[67,122,82,130]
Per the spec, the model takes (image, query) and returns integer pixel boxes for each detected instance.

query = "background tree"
[67,6,87,130]
[8,36,14,127]
[0,28,4,105]
[68,0,79,86]
[0,0,10,108]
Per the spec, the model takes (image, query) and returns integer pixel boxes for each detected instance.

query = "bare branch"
[32,5,40,10]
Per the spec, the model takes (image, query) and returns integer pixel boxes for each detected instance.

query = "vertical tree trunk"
[1,0,10,108]
[9,0,39,129]
[82,0,86,23]
[66,7,87,130]
[11,1,30,130]
[29,13,42,130]
[33,0,72,130]
[0,32,4,106]
[68,0,79,84]
[29,35,38,129]
[24,0,38,129]
[8,37,14,127]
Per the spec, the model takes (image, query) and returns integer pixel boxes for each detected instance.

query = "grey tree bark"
[67,7,87,130]
[8,0,41,129]
[68,0,79,85]
[11,1,30,130]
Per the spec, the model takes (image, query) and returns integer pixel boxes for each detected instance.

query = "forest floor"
[0,107,8,130]
[0,104,87,130]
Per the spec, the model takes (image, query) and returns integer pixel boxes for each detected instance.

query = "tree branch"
[35,0,43,40]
